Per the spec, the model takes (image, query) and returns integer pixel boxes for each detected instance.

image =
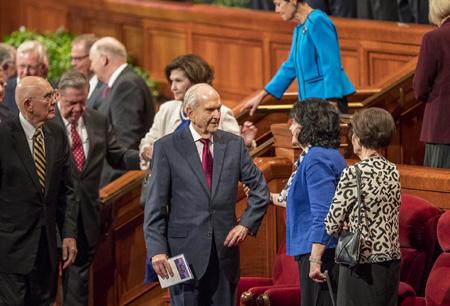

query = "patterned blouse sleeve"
[324,166,357,236]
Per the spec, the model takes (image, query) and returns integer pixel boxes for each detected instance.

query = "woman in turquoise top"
[242,0,355,114]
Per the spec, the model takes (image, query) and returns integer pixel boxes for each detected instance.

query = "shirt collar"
[108,63,127,88]
[57,103,85,129]
[19,112,37,141]
[189,123,214,144]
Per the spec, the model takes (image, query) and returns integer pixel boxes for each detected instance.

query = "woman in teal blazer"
[243,0,355,114]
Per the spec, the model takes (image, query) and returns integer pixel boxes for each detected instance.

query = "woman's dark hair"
[351,107,396,149]
[165,54,214,85]
[290,98,340,148]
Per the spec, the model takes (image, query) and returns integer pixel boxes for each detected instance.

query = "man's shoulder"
[216,129,242,142]
[84,108,108,125]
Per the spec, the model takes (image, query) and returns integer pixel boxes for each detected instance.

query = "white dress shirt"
[19,112,40,154]
[58,106,89,160]
[108,63,128,88]
[189,123,214,161]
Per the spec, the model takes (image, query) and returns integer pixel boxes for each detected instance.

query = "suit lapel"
[211,131,226,199]
[10,118,43,195]
[81,111,95,176]
[178,128,210,195]
[43,123,55,195]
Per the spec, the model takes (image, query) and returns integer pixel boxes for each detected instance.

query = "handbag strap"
[354,166,363,228]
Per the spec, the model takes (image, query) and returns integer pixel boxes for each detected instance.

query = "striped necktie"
[33,128,46,192]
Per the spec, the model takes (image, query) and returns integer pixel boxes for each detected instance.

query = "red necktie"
[71,122,85,173]
[101,86,110,99]
[199,138,213,189]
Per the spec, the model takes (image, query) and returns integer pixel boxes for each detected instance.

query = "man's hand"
[240,121,257,147]
[152,253,173,279]
[224,225,249,247]
[62,237,77,269]
[240,90,268,116]
[309,261,327,283]
[141,145,153,162]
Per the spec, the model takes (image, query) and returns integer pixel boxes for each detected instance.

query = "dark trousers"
[0,229,57,306]
[296,248,338,306]
[62,227,96,306]
[306,0,357,18]
[357,0,399,21]
[337,260,400,306]
[169,240,237,306]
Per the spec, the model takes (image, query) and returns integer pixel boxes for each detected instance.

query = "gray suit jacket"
[95,66,155,187]
[53,109,139,247]
[144,128,269,282]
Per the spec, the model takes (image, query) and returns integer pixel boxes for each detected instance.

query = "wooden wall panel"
[22,1,67,32]
[192,35,263,105]
[269,41,297,93]
[123,25,144,66]
[3,0,432,105]
[143,20,188,82]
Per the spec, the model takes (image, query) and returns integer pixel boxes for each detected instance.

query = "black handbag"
[335,166,362,268]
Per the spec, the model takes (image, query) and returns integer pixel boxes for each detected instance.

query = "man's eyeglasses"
[70,55,89,62]
[32,90,58,103]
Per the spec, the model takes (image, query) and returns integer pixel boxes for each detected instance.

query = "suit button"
[207,231,212,237]
[210,209,215,215]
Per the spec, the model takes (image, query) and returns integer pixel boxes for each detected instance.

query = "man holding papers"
[144,83,269,306]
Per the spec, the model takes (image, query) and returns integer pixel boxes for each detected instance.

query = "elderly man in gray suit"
[144,83,269,306]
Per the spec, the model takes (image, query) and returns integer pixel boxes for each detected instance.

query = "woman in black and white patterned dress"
[324,107,401,306]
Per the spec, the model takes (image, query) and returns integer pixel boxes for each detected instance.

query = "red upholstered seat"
[400,210,450,306]
[399,194,442,295]
[237,241,300,305]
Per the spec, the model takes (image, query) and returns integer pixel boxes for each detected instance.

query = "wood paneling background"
[0,0,432,107]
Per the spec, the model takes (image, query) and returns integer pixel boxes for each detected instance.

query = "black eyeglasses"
[70,55,89,62]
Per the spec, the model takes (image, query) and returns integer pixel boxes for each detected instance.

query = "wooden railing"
[237,57,423,165]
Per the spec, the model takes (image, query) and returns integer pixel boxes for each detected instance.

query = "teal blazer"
[265,10,355,100]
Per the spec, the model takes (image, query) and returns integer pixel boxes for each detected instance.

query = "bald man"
[89,37,155,187]
[0,76,78,305]
[144,83,269,306]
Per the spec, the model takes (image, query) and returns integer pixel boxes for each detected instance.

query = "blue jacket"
[265,9,355,101]
[286,147,346,256]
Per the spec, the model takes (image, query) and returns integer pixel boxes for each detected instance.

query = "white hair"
[182,83,219,113]
[17,40,48,65]
[91,37,127,60]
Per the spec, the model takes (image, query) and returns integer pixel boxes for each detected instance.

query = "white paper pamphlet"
[158,254,194,288]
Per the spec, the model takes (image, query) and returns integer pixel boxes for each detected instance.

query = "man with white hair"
[89,36,155,186]
[4,40,49,116]
[144,83,269,306]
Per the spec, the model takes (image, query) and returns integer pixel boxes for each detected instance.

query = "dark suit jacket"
[0,117,78,274]
[413,18,450,144]
[53,109,139,248]
[95,66,155,187]
[4,77,19,116]
[87,79,105,110]
[144,128,269,283]
[0,104,10,123]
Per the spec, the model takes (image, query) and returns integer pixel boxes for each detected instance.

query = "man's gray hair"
[58,69,88,94]
[91,37,127,60]
[0,43,15,64]
[183,83,219,112]
[17,40,48,65]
